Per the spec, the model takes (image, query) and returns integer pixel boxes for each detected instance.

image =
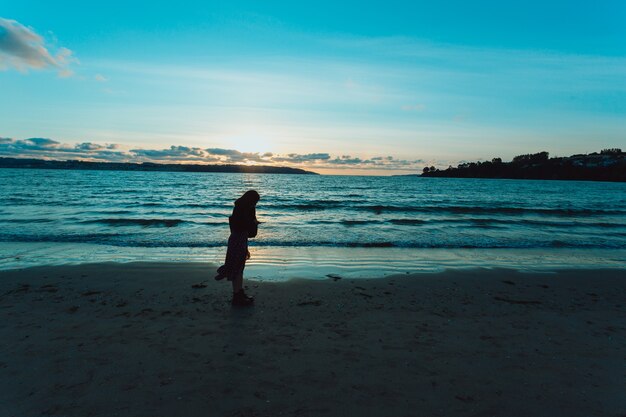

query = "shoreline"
[1,262,625,416]
[2,260,626,281]
[2,243,625,277]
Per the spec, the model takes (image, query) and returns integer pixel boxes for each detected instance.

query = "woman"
[215,190,260,306]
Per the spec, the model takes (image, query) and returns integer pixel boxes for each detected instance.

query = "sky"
[1,1,625,175]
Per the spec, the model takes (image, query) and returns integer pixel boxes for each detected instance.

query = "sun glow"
[220,128,275,155]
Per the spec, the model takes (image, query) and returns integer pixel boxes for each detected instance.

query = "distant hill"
[0,157,319,175]
[419,149,625,182]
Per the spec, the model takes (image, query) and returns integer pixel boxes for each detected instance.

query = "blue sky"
[1,1,625,174]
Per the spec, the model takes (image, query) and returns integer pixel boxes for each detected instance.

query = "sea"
[1,168,625,278]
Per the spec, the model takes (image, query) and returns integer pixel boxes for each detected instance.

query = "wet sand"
[1,263,625,417]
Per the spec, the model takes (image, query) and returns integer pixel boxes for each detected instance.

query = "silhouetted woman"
[215,190,260,306]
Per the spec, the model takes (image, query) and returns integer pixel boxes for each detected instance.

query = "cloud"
[266,152,429,171]
[329,156,363,165]
[9,137,59,150]
[0,18,77,75]
[205,148,242,156]
[270,153,331,163]
[94,73,108,82]
[130,145,220,162]
[129,146,271,163]
[75,142,107,151]
[205,148,267,162]
[0,138,127,161]
[0,138,439,172]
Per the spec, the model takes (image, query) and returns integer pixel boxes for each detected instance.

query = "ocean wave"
[0,218,55,223]
[82,210,135,215]
[94,189,147,195]
[358,205,625,216]
[2,198,84,206]
[388,219,427,225]
[270,200,347,211]
[272,201,625,216]
[341,220,382,226]
[3,197,31,204]
[0,233,129,243]
[134,202,164,207]
[1,234,624,249]
[466,219,505,229]
[477,218,626,228]
[346,242,395,247]
[181,203,213,208]
[81,218,187,227]
[306,219,382,226]
[79,218,227,227]
[306,217,626,228]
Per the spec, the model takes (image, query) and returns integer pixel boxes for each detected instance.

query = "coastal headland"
[419,149,625,182]
[0,157,318,175]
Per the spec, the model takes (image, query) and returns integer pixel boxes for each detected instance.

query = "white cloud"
[131,145,219,162]
[0,18,77,76]
[0,138,130,162]
[271,153,331,163]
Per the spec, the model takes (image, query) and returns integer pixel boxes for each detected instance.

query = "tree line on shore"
[0,157,318,175]
[421,149,625,182]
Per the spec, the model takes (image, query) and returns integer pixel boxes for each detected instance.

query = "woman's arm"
[247,207,259,237]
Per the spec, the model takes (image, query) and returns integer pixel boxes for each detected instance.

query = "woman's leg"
[232,271,243,293]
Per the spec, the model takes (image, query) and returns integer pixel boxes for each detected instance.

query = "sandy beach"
[1,263,624,417]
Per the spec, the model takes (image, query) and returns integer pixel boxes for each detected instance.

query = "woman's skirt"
[217,231,248,281]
